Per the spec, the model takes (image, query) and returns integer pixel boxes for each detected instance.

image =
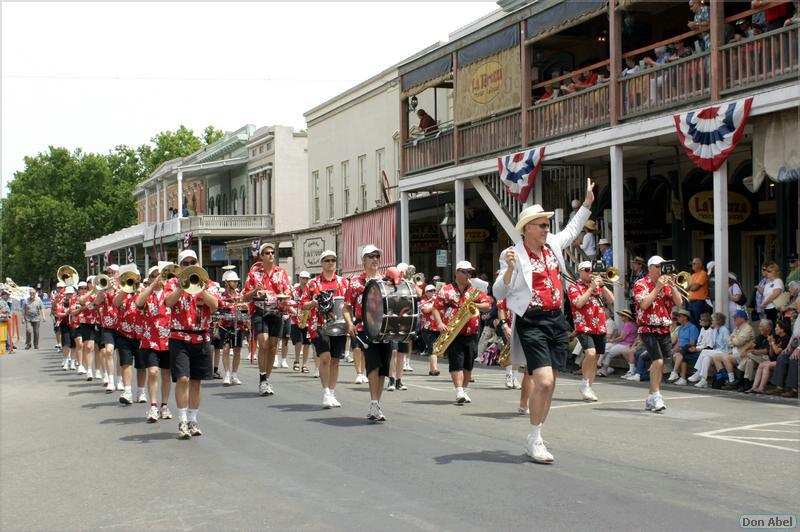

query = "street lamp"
[440,203,455,276]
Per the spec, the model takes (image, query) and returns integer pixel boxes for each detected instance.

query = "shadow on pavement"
[120,432,177,444]
[212,391,257,400]
[306,416,369,427]
[68,389,105,396]
[402,399,454,406]
[101,416,145,425]
[81,401,118,409]
[269,403,322,412]
[433,450,527,465]
[462,412,521,420]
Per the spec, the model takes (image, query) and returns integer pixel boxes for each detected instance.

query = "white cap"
[578,261,592,270]
[361,244,381,257]
[222,265,237,271]
[64,286,76,294]
[222,270,240,282]
[177,249,198,265]
[647,255,665,267]
[299,271,311,278]
[77,281,87,288]
[56,281,65,288]
[424,284,436,292]
[118,263,140,276]
[107,264,120,272]
[258,242,275,255]
[455,260,475,272]
[571,199,581,209]
[147,265,159,277]
[86,275,95,285]
[157,261,174,272]
[598,238,610,246]
[396,262,409,272]
[319,250,336,263]
[728,273,738,281]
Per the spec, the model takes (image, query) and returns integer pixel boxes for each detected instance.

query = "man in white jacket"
[493,179,595,464]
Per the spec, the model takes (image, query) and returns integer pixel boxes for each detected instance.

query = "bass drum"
[362,279,418,343]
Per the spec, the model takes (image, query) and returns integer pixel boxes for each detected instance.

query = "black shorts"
[577,332,607,354]
[211,331,222,349]
[392,341,411,353]
[515,310,569,374]
[420,330,439,355]
[220,328,244,348]
[117,333,139,367]
[291,324,310,345]
[358,332,392,377]
[78,323,97,343]
[312,333,346,358]
[640,332,672,361]
[169,338,213,382]
[446,334,478,373]
[252,312,283,337]
[59,322,71,337]
[66,327,77,348]
[280,318,291,338]
[136,348,171,369]
[99,328,116,348]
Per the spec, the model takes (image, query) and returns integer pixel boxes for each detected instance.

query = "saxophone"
[432,288,482,357]
[498,342,511,367]
[298,308,311,328]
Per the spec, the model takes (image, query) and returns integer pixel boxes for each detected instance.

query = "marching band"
[47,178,689,463]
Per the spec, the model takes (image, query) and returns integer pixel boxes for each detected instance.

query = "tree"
[202,125,224,145]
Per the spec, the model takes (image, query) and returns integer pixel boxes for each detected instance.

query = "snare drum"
[253,293,287,316]
[362,279,418,343]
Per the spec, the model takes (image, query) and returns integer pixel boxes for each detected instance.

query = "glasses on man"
[261,250,275,256]
[366,253,381,259]
[149,273,159,279]
[532,223,550,229]
[322,258,336,263]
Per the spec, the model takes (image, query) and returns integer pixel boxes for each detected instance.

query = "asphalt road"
[1,320,798,531]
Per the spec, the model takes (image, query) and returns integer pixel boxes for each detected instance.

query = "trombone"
[179,266,209,295]
[95,273,111,292]
[660,262,690,300]
[119,271,141,294]
[596,267,623,287]
[160,263,181,282]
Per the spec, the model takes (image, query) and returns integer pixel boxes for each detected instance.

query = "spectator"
[598,239,613,268]
[730,18,763,43]
[621,56,640,78]
[738,319,773,390]
[667,309,699,385]
[688,0,711,50]
[786,252,800,284]
[666,40,694,60]
[752,0,794,31]
[746,318,792,393]
[22,287,45,350]
[784,1,800,26]
[754,262,770,319]
[712,309,756,390]
[643,46,673,68]
[687,257,711,326]
[624,312,680,383]
[567,199,581,222]
[688,312,730,388]
[576,220,598,260]
[0,289,12,353]
[416,109,438,135]
[758,262,784,324]
[770,340,799,398]
[534,83,555,105]
[780,281,800,322]
[728,273,746,331]
[597,309,638,377]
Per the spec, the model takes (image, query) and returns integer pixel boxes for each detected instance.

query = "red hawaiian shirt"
[567,280,608,334]
[138,289,171,351]
[164,278,220,344]
[301,274,349,340]
[54,293,70,326]
[97,288,119,330]
[244,262,292,314]
[433,283,489,337]
[286,283,312,326]
[419,296,437,331]
[634,276,674,335]
[77,292,99,325]
[116,292,141,339]
[525,244,562,311]
[344,271,383,333]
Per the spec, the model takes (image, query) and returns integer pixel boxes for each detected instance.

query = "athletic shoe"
[160,405,173,419]
[403,362,413,372]
[526,439,554,464]
[188,421,202,436]
[115,379,124,391]
[367,403,378,420]
[105,382,115,394]
[463,390,472,403]
[94,369,102,380]
[688,372,702,383]
[620,370,633,379]
[137,390,148,404]
[86,372,93,382]
[231,376,242,385]
[667,371,680,383]
[119,390,133,405]
[645,395,654,411]
[280,359,289,369]
[374,405,386,422]
[101,374,108,385]
[344,352,354,363]
[264,381,274,396]
[652,394,666,413]
[456,390,467,404]
[354,374,362,384]
[517,407,529,415]
[213,370,221,379]
[77,365,87,375]
[584,387,599,402]
[322,393,334,409]
[178,421,191,440]
[675,378,688,386]
[258,381,270,396]
[329,393,341,408]
[694,379,708,388]
[146,406,159,423]
[386,382,396,391]
[513,378,522,389]
[223,375,231,386]
[62,359,69,371]
[505,374,514,389]
[70,360,77,370]
[272,358,280,369]
[313,368,319,378]
[55,344,61,350]
[627,374,641,382]
[396,381,408,391]
[578,380,590,399]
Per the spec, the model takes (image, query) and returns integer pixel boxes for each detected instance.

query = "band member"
[113,264,142,405]
[419,284,441,376]
[344,245,390,420]
[164,249,219,439]
[275,313,292,369]
[432,261,491,405]
[242,243,291,397]
[70,281,88,374]
[55,286,76,370]
[77,277,100,380]
[568,260,614,402]
[493,179,595,464]
[302,250,349,409]
[136,263,174,422]
[95,264,120,393]
[53,282,64,350]
[289,271,312,374]
[218,269,247,386]
[633,255,683,413]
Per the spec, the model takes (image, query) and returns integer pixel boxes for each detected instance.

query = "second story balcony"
[142,214,274,242]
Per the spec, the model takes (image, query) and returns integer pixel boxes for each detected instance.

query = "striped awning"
[340,205,397,276]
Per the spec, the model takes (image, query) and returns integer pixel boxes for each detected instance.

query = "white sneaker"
[688,372,702,383]
[584,387,599,402]
[119,390,133,405]
[667,371,680,383]
[322,393,334,409]
[160,405,173,419]
[645,395,654,411]
[137,390,148,404]
[513,378,522,390]
[313,368,319,378]
[694,379,708,388]
[578,380,590,400]
[94,369,103,379]
[232,376,242,385]
[223,375,231,386]
[505,374,514,389]
[367,403,379,420]
[386,382,396,391]
[86,371,93,382]
[258,381,269,396]
[652,394,666,412]
[621,370,633,379]
[102,374,108,385]
[116,379,124,391]
[70,360,77,370]
[462,390,472,403]
[280,359,289,369]
[595,368,605,377]
[61,359,69,370]
[627,374,641,382]
[403,362,413,372]
[146,405,159,423]
[354,374,363,384]
[675,378,688,386]
[329,393,341,408]
[105,382,114,394]
[77,365,87,375]
[517,407,529,415]
[273,358,280,369]
[526,438,554,464]
[456,389,467,404]
[374,405,386,422]
[344,352,354,363]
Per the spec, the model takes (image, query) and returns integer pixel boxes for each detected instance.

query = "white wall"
[273,126,309,234]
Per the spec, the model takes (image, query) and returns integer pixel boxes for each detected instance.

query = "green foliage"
[1,125,223,287]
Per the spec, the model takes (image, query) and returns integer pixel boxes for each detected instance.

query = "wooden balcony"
[721,24,799,95]
[459,110,521,161]
[403,128,454,175]
[529,82,610,143]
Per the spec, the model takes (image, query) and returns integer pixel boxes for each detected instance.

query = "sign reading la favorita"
[674,97,753,172]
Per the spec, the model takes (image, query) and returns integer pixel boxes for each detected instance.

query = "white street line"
[740,428,800,433]
[724,436,800,442]
[550,395,717,409]
[695,420,800,453]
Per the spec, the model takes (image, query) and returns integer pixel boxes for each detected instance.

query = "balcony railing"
[144,218,181,242]
[85,223,147,254]
[181,214,274,232]
[403,128,454,175]
[529,82,610,143]
[721,23,799,95]
[459,110,522,161]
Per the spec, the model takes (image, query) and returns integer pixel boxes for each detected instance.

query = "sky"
[1,1,497,196]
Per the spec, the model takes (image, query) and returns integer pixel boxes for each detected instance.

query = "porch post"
[610,145,626,316]
[454,179,465,263]
[609,0,622,125]
[713,161,729,313]
[156,183,161,223]
[710,0,724,101]
[144,189,150,225]
[520,20,530,147]
[400,190,410,264]
[452,51,461,165]
[399,93,408,178]
[197,236,203,268]
[177,169,184,218]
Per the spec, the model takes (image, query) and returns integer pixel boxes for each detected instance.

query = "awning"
[457,26,520,69]
[340,205,397,276]
[525,0,607,45]
[401,55,453,99]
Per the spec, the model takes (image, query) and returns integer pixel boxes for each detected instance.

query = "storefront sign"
[436,249,448,268]
[294,228,338,273]
[688,191,752,225]
[210,245,236,262]
[454,46,521,125]
[410,224,493,243]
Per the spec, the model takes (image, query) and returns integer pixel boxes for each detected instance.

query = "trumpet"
[95,273,111,292]
[160,263,181,282]
[57,265,79,287]
[119,271,141,294]
[660,262,690,299]
[596,267,623,287]
[179,265,209,295]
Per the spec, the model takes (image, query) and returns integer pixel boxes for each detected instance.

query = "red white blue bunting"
[674,97,753,172]
[497,146,545,202]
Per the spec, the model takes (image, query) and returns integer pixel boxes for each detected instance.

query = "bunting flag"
[497,146,545,202]
[674,97,753,172]
[251,240,261,258]
[183,231,193,250]
[89,256,96,274]
[103,251,111,268]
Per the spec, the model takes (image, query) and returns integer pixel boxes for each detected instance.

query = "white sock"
[323,387,330,395]
[456,386,464,393]
[580,378,588,386]
[188,409,198,423]
[124,385,132,393]
[178,408,188,422]
[225,371,231,379]
[370,399,378,406]
[727,372,735,383]
[506,366,514,377]
[529,423,543,443]
[232,372,238,379]
[628,363,635,372]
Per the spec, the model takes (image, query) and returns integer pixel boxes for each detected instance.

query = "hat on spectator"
[728,273,738,281]
[319,250,336,263]
[584,220,598,231]
[598,238,610,246]
[177,249,197,265]
[632,256,645,264]
[299,271,311,278]
[578,261,592,270]
[616,309,634,321]
[455,260,475,272]
[676,308,690,317]
[734,310,748,320]
[361,244,381,257]
[515,205,554,233]
[647,255,666,267]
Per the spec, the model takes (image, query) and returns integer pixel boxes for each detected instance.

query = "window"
[222,193,227,215]
[358,155,367,212]
[240,186,246,215]
[326,166,334,219]
[259,145,264,154]
[266,142,272,151]
[215,195,221,215]
[251,148,256,157]
[342,161,350,215]
[312,171,320,222]
[208,198,215,215]
[376,148,385,204]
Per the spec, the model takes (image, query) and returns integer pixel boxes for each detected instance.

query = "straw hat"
[584,220,598,231]
[515,204,555,233]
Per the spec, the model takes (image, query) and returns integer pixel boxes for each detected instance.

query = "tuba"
[160,263,181,282]
[179,266,209,295]
[432,289,482,357]
[94,274,111,292]
[119,271,141,293]
[57,265,79,287]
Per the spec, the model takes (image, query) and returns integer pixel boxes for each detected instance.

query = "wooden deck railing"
[721,23,799,95]
[529,82,610,142]
[403,128,455,175]
[458,111,521,161]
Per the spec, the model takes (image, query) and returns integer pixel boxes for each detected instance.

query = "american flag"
[497,146,545,202]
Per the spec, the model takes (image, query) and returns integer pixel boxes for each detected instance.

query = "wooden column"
[609,0,622,125]
[710,0,724,101]
[520,20,530,147]
[452,51,460,165]
[713,161,729,313]
[399,90,408,177]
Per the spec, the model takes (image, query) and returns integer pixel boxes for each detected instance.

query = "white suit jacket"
[492,206,591,365]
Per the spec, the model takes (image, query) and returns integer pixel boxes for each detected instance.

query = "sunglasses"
[261,251,275,255]
[580,268,591,272]
[149,273,159,278]
[426,289,436,293]
[321,258,336,263]
[532,223,550,229]
[181,260,197,266]
[365,253,381,259]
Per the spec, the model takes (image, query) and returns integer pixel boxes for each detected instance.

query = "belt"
[171,329,209,334]
[523,307,561,319]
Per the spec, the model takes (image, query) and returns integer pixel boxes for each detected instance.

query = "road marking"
[695,420,800,453]
[550,395,717,409]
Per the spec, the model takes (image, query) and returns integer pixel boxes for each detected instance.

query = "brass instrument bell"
[95,273,111,292]
[179,266,209,295]
[57,265,79,287]
[119,271,141,293]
